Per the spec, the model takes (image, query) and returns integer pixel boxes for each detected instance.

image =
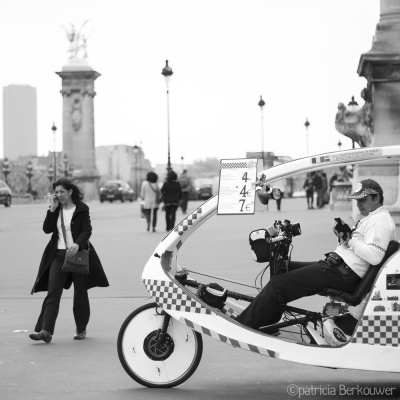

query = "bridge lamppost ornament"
[2,157,10,184]
[258,96,266,166]
[347,96,359,149]
[26,160,34,193]
[304,118,310,156]
[51,123,57,181]
[162,60,173,171]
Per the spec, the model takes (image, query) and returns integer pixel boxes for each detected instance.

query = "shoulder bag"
[60,207,90,275]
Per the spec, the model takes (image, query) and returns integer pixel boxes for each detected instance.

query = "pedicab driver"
[236,179,396,330]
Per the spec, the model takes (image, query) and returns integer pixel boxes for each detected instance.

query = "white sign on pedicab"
[217,158,257,215]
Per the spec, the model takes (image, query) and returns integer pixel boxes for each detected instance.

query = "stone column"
[355,0,400,223]
[56,59,101,200]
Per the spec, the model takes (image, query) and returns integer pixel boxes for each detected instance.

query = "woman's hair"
[52,178,84,202]
[167,170,177,182]
[147,171,158,183]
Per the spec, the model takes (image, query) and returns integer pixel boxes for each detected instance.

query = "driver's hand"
[333,228,351,245]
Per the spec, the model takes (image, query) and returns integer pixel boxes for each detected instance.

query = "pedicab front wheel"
[117,302,203,388]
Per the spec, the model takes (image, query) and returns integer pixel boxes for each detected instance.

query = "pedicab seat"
[319,240,400,307]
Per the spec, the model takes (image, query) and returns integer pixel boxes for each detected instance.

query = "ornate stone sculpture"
[63,20,90,59]
[71,97,82,131]
[335,88,374,148]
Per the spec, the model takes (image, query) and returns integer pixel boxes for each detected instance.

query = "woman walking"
[303,173,314,209]
[140,172,160,232]
[29,178,109,343]
[161,170,182,231]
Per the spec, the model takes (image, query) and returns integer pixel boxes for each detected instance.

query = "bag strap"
[148,182,159,194]
[59,206,68,249]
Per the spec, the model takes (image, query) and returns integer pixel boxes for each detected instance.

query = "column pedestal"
[355,0,400,223]
[56,58,100,200]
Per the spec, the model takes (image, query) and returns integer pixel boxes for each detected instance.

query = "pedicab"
[117,145,400,388]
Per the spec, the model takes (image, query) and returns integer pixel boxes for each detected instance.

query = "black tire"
[4,195,11,207]
[100,198,104,203]
[121,195,125,203]
[117,302,203,388]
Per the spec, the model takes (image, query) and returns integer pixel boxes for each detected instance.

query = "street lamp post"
[162,60,173,171]
[181,156,184,172]
[338,139,342,151]
[48,164,54,190]
[347,96,359,149]
[63,154,69,178]
[304,118,310,156]
[2,157,10,184]
[258,96,265,167]
[133,145,140,200]
[51,123,57,181]
[26,160,34,193]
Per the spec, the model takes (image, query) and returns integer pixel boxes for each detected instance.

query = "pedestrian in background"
[29,178,109,343]
[161,170,182,231]
[178,169,193,214]
[274,179,285,211]
[313,171,324,208]
[303,173,314,209]
[140,172,160,232]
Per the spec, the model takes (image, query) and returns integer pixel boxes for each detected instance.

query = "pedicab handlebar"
[175,271,256,303]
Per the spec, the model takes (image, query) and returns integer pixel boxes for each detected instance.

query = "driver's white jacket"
[335,206,396,278]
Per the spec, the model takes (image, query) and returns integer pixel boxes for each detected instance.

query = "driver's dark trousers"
[236,260,361,330]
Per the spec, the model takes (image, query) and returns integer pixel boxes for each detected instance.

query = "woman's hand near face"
[49,193,59,212]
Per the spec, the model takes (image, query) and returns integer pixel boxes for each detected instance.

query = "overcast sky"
[0,0,380,166]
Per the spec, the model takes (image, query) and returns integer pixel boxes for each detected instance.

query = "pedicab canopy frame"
[140,145,400,374]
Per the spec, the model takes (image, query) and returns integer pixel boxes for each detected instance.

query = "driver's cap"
[348,179,383,200]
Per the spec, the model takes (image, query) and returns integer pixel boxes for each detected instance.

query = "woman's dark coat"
[31,201,109,294]
[161,181,182,205]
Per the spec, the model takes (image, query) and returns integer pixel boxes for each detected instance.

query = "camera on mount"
[249,219,301,264]
[277,219,302,238]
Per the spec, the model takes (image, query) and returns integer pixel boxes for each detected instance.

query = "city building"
[3,85,37,160]
[96,144,152,193]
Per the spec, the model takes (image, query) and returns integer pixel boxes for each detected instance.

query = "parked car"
[196,183,213,200]
[0,180,12,207]
[99,180,134,203]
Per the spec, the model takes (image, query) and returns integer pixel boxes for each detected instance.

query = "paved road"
[1,199,400,399]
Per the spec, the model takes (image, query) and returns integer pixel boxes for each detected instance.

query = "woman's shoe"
[153,228,156,232]
[74,331,87,340]
[29,330,52,343]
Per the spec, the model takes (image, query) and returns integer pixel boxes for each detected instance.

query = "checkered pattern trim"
[351,315,400,346]
[183,318,276,358]
[348,188,380,200]
[174,207,203,236]
[221,304,239,319]
[143,279,213,315]
[220,161,256,169]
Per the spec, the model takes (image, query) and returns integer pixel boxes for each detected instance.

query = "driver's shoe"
[29,330,52,343]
